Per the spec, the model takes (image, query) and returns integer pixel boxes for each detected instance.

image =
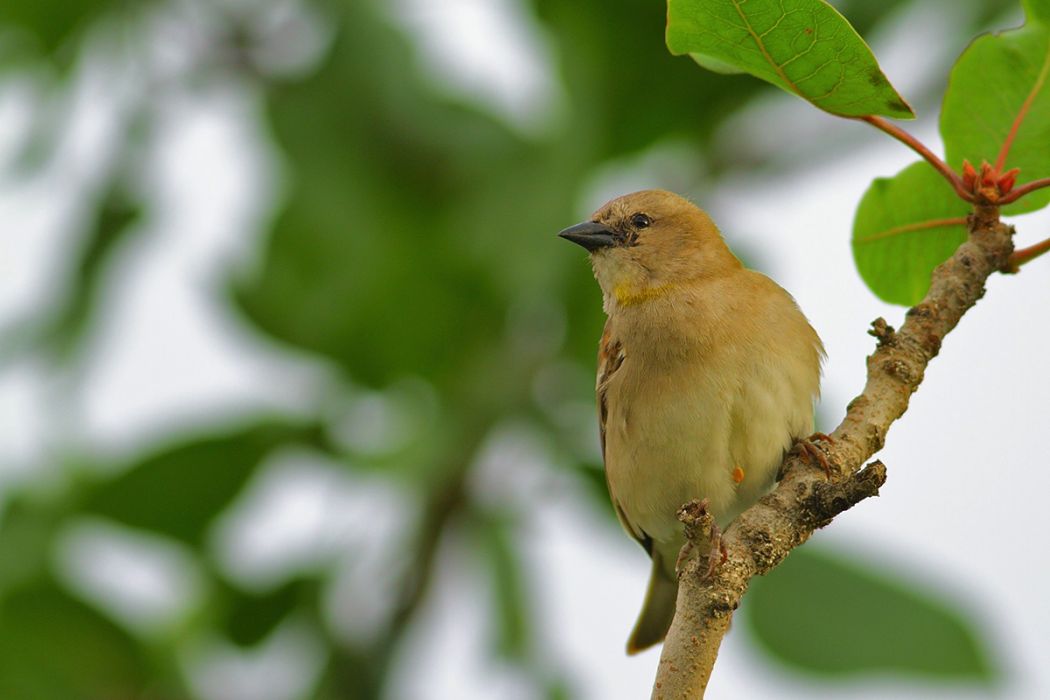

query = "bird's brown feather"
[597,320,651,553]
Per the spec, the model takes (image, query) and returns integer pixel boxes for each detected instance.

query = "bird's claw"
[791,432,835,478]
[675,540,693,575]
[702,520,727,581]
[678,498,727,581]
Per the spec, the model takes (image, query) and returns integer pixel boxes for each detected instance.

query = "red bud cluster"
[960,159,1021,203]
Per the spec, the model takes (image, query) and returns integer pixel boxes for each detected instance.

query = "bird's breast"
[602,335,817,550]
[603,353,739,545]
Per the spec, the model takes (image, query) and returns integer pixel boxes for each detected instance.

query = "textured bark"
[651,207,1014,699]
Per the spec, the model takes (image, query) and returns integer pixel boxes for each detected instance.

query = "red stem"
[1005,236,1050,272]
[860,116,975,203]
[999,176,1050,205]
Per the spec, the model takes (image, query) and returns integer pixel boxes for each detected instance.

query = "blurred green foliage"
[0,0,1017,698]
[0,581,157,700]
[82,420,328,546]
[746,546,995,681]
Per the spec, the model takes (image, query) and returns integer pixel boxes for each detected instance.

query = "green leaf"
[220,577,318,647]
[0,0,114,66]
[666,0,913,118]
[234,4,511,388]
[41,188,140,360]
[82,420,325,545]
[1024,0,1050,25]
[0,496,68,594]
[745,547,997,681]
[0,581,156,699]
[475,512,531,659]
[941,11,1050,214]
[852,162,969,306]
[689,53,746,75]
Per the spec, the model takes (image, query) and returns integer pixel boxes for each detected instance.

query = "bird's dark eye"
[630,213,652,229]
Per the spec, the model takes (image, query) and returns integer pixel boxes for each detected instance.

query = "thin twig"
[999,176,1050,205]
[860,116,974,202]
[1004,235,1050,272]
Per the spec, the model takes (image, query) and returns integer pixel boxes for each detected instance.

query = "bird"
[558,189,824,654]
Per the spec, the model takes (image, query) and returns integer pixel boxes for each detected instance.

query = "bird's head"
[558,189,740,307]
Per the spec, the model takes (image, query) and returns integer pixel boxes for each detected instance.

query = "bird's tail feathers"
[626,552,678,655]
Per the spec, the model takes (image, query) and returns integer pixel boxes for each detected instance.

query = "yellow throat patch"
[613,283,675,307]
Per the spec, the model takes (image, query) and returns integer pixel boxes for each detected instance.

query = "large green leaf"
[0,581,157,699]
[1025,0,1050,30]
[666,0,913,118]
[82,420,325,545]
[745,547,997,681]
[852,162,970,306]
[941,6,1050,214]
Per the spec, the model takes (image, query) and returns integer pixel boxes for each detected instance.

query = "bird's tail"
[626,552,678,655]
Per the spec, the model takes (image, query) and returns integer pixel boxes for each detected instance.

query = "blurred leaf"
[82,419,325,545]
[852,161,969,306]
[666,0,914,118]
[0,580,154,700]
[745,547,997,681]
[0,0,111,65]
[42,188,140,359]
[316,650,381,700]
[570,459,620,521]
[545,678,573,700]
[220,577,318,647]
[476,511,531,659]
[236,1,513,388]
[941,6,1050,214]
[1026,0,1050,24]
[534,0,753,157]
[0,496,67,593]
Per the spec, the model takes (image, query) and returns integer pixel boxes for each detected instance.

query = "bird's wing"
[597,320,652,554]
[596,320,622,461]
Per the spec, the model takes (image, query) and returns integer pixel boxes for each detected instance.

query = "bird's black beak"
[557,221,617,252]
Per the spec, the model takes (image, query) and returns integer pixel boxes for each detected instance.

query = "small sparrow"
[559,190,824,654]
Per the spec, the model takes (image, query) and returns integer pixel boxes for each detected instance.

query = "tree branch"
[652,206,1013,699]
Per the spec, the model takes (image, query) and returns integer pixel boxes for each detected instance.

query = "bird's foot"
[790,432,835,478]
[677,498,727,580]
[703,520,727,581]
[675,540,693,575]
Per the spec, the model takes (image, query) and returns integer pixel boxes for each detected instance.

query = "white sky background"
[0,0,1048,698]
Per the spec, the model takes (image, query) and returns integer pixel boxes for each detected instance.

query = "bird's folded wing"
[597,320,652,555]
